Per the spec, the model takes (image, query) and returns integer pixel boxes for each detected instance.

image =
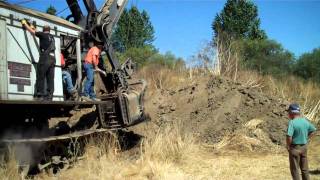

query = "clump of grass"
[304,100,320,126]
[137,65,188,91]
[209,119,283,153]
[141,121,197,164]
[0,147,22,180]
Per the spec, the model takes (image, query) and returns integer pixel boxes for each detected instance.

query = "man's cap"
[287,103,300,114]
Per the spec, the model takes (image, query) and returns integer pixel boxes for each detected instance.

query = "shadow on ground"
[117,130,143,151]
[310,169,320,175]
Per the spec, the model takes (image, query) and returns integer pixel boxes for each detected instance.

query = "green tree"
[294,48,320,82]
[147,51,186,69]
[212,0,266,40]
[46,5,57,15]
[240,39,294,76]
[150,52,175,67]
[112,6,155,52]
[116,46,157,68]
[211,0,295,77]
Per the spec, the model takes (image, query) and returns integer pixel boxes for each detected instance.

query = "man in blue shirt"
[287,103,317,180]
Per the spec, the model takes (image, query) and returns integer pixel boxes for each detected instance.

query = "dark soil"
[143,76,289,147]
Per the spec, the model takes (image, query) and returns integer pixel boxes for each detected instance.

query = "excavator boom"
[66,0,128,72]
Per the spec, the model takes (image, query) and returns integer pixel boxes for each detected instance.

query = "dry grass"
[1,120,319,180]
[234,70,320,126]
[236,71,320,103]
[209,119,283,152]
[33,122,319,180]
[137,65,189,92]
[0,147,23,180]
[304,100,320,125]
[33,122,293,180]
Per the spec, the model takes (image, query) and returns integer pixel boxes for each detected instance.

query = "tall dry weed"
[231,68,320,126]
[142,121,197,164]
[0,147,22,180]
[260,75,320,126]
[35,120,200,179]
[137,65,189,91]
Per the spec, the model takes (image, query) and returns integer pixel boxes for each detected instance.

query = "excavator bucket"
[94,71,147,129]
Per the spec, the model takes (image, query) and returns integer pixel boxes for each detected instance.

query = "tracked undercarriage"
[0,92,146,175]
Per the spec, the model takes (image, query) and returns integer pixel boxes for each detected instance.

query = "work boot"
[44,95,53,101]
[81,96,92,102]
[91,97,101,101]
[70,89,78,100]
[34,96,44,101]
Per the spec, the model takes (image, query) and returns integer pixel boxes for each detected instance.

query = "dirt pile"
[145,76,289,151]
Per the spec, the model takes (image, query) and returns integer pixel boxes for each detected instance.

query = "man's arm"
[308,131,315,140]
[286,121,294,151]
[286,136,292,151]
[93,55,100,70]
[92,55,106,76]
[21,19,36,35]
[308,122,317,141]
[92,55,98,70]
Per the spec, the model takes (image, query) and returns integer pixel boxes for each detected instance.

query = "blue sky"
[8,0,320,60]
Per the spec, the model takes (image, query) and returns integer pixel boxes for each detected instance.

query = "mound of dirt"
[145,76,289,151]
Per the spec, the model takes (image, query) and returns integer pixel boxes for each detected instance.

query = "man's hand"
[21,19,36,35]
[286,135,292,152]
[308,131,316,143]
[95,67,106,76]
[21,19,27,26]
[30,24,35,30]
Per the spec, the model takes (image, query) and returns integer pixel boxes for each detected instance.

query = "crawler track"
[0,100,122,176]
[1,128,114,143]
[0,127,120,176]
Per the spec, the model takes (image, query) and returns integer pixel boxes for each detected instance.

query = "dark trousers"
[35,53,55,98]
[289,144,310,180]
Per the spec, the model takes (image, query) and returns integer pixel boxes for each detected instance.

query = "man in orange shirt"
[82,43,104,101]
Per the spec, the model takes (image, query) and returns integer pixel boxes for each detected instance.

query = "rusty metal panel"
[0,18,8,100]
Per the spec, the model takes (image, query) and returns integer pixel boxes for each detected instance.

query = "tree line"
[212,0,320,82]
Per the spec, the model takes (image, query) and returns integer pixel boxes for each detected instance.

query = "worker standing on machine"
[61,53,78,100]
[21,20,56,101]
[81,42,104,101]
